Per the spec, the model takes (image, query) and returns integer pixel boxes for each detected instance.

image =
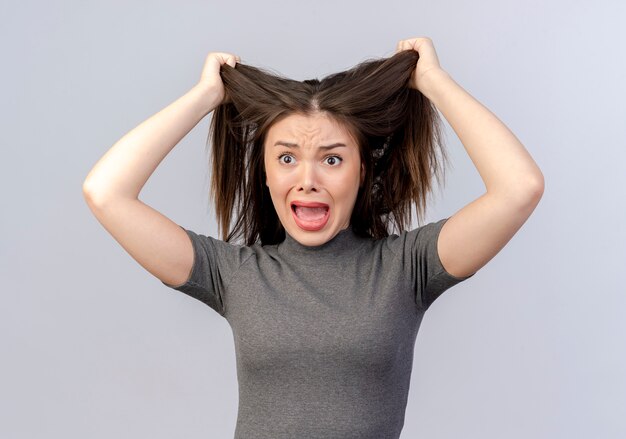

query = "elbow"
[82,179,93,197]
[82,180,137,209]
[82,179,95,201]
[518,174,545,211]
[82,179,113,209]
[490,172,545,206]
[527,171,545,201]
[82,181,101,209]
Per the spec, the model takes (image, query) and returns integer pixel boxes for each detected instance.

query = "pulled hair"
[207,50,451,245]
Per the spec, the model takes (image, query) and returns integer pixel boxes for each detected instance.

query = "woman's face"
[264,112,365,247]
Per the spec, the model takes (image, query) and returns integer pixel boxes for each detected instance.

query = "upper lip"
[291,200,330,209]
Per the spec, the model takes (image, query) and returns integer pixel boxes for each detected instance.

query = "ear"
[360,163,365,186]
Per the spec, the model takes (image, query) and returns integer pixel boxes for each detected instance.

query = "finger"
[222,54,237,68]
[229,54,241,67]
[397,40,409,53]
[404,37,430,50]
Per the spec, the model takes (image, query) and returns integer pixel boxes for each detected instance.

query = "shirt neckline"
[277,224,365,262]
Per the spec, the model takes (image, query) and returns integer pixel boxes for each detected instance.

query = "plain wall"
[1,0,625,437]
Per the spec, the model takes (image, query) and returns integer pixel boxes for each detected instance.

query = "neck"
[278,224,365,263]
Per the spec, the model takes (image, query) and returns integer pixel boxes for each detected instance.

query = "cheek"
[267,172,291,193]
[335,166,361,193]
[265,168,290,206]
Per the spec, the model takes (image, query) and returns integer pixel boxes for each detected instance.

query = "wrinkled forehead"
[264,112,359,150]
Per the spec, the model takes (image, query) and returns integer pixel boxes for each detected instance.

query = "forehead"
[266,113,355,145]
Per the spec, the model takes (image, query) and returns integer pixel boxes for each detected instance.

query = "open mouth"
[291,203,329,217]
[290,202,330,231]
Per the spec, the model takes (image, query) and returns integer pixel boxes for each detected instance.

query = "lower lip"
[291,206,330,231]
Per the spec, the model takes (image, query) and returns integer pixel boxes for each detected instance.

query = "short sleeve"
[390,217,475,311]
[161,225,254,316]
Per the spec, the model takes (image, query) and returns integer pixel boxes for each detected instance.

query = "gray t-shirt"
[162,217,474,438]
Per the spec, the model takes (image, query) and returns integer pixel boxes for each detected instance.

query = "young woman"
[83,37,544,439]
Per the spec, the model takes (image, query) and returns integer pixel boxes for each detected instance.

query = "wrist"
[189,83,223,116]
[418,68,452,100]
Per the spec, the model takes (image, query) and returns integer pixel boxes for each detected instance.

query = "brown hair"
[207,50,451,245]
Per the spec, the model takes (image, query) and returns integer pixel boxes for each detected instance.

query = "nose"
[297,161,319,193]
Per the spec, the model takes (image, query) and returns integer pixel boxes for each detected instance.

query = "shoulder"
[381,218,447,256]
[184,229,258,272]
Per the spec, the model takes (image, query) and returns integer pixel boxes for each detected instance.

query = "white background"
[1,0,624,437]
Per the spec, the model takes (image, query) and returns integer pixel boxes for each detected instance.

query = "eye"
[277,153,295,165]
[276,153,343,167]
[324,155,343,166]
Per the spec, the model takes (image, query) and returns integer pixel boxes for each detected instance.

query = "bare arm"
[82,84,219,201]
[397,37,544,279]
[82,51,240,287]
[424,68,544,279]
[420,69,544,199]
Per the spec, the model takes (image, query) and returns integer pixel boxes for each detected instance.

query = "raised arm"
[397,37,544,279]
[82,52,239,287]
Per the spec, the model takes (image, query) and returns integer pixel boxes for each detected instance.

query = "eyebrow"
[273,141,347,150]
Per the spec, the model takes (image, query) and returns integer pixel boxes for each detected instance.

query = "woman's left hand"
[395,37,445,92]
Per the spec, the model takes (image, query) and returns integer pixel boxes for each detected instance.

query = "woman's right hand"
[196,51,241,106]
